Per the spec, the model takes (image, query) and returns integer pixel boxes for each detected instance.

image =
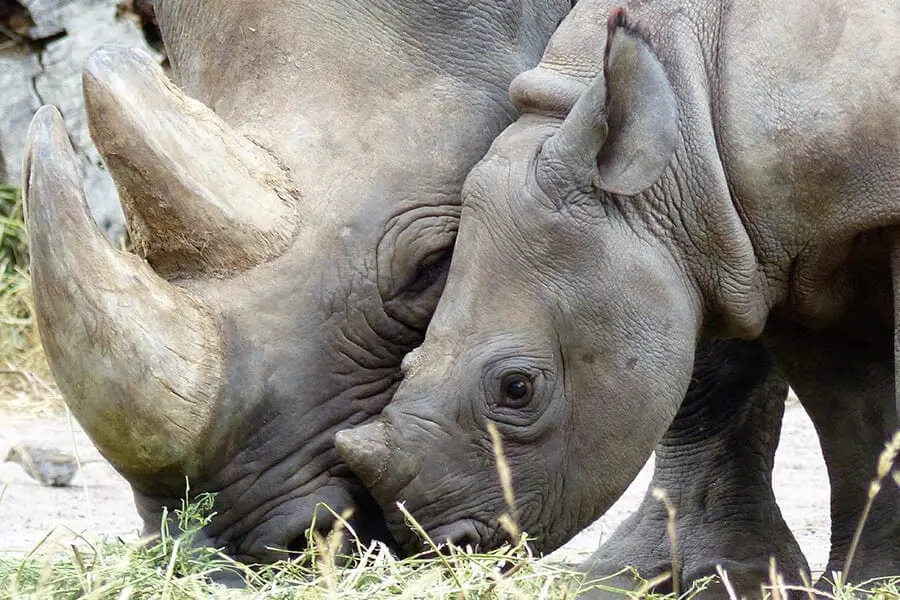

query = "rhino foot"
[578,517,807,600]
[579,338,809,599]
[579,560,795,600]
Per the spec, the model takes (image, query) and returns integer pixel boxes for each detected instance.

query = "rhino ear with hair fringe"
[542,9,679,196]
[595,12,679,195]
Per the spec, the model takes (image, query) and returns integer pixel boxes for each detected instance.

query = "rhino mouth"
[150,480,398,563]
[382,512,495,558]
[425,520,485,553]
[253,498,395,563]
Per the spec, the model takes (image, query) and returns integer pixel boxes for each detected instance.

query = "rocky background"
[0,0,161,242]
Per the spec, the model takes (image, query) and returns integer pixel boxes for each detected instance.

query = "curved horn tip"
[82,44,161,92]
[24,105,70,179]
[27,104,66,140]
[23,105,91,234]
[85,43,154,67]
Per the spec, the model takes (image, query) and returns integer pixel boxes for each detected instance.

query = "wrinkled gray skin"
[336,0,900,594]
[23,0,573,562]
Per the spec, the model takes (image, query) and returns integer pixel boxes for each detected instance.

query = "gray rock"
[0,46,41,187]
[20,0,66,39]
[0,0,163,242]
[5,444,80,486]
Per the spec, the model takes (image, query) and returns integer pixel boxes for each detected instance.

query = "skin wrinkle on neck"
[584,5,773,338]
[641,56,767,339]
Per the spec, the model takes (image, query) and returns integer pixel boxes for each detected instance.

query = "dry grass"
[0,184,61,414]
[1,461,898,600]
[0,493,602,599]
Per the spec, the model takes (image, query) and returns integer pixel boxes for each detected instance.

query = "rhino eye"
[500,373,534,408]
[406,249,452,294]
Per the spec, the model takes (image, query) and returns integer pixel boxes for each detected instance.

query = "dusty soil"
[0,410,142,555]
[0,398,830,572]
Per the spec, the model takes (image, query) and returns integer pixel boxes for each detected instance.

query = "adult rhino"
[23,0,574,562]
[336,0,900,594]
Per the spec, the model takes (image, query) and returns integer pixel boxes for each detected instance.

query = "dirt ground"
[0,396,830,573]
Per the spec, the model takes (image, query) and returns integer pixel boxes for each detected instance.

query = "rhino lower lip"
[422,520,484,554]
[220,516,396,563]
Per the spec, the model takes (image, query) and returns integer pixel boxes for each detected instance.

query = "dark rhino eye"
[406,249,452,294]
[499,373,534,408]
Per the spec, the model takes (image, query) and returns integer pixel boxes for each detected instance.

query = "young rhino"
[336,0,900,588]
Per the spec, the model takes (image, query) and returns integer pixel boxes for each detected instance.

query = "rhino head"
[335,10,766,555]
[24,0,572,561]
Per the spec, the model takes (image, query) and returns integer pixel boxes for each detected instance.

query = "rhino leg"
[893,230,900,437]
[764,320,900,586]
[580,338,808,600]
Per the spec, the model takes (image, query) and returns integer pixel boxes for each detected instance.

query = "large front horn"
[24,107,223,476]
[83,45,298,279]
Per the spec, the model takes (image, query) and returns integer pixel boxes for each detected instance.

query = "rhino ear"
[594,18,678,195]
